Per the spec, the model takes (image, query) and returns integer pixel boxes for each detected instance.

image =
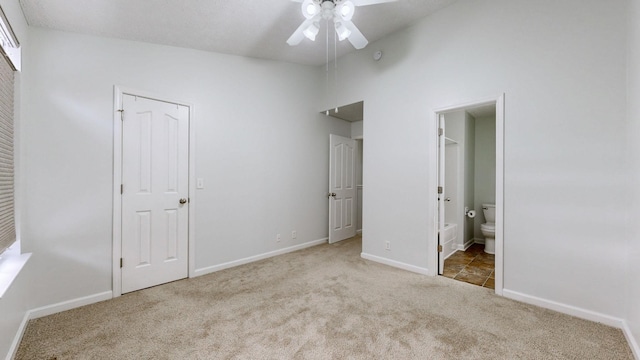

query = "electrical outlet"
[385,241,390,251]
[276,233,281,242]
[291,230,297,239]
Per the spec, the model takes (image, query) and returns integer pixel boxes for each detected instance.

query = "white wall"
[473,115,496,239]
[0,0,30,356]
[351,121,363,139]
[18,27,349,319]
[444,111,464,141]
[627,0,640,354]
[348,0,628,318]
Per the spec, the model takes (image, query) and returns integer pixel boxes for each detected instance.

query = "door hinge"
[120,258,123,268]
[120,184,124,194]
[118,109,124,121]
[438,128,444,136]
[438,186,443,194]
[438,245,443,253]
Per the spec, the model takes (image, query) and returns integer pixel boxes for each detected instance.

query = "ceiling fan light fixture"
[289,0,398,49]
[302,0,320,19]
[303,22,320,41]
[307,4,317,15]
[338,1,355,21]
[335,22,351,41]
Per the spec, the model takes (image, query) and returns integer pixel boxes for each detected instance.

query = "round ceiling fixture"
[302,0,320,19]
[307,4,317,15]
[338,1,355,21]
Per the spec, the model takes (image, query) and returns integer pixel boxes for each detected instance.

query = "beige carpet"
[16,236,633,359]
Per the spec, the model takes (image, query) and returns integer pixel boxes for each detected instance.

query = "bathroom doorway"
[433,95,505,295]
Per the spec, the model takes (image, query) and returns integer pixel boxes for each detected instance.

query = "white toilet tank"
[482,204,496,223]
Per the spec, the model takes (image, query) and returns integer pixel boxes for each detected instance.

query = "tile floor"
[442,243,495,289]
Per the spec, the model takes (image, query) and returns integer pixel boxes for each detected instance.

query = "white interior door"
[121,94,189,293]
[438,115,446,274]
[329,134,357,244]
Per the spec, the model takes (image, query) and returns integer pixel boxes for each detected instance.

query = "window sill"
[0,241,31,298]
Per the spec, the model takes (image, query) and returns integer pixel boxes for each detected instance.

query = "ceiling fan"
[287,0,398,50]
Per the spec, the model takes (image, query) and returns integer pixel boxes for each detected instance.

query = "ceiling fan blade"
[343,21,368,49]
[287,18,314,46]
[352,0,397,6]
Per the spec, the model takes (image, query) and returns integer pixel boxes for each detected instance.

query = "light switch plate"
[196,178,204,189]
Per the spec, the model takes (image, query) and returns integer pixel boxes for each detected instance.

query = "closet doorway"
[325,101,364,243]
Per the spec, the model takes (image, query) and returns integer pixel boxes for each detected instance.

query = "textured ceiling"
[18,0,458,66]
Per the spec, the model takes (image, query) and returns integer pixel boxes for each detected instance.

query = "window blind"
[0,55,15,255]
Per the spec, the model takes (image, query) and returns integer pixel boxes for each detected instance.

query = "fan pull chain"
[326,19,330,116]
[334,27,338,114]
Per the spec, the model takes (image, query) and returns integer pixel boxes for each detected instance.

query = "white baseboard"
[28,291,113,320]
[622,321,640,360]
[502,289,624,328]
[6,311,30,360]
[473,238,485,245]
[6,291,113,360]
[356,229,362,235]
[360,252,429,275]
[457,239,475,251]
[504,291,639,358]
[194,238,328,277]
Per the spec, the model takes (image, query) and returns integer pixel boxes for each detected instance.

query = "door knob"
[327,192,337,198]
[179,198,188,204]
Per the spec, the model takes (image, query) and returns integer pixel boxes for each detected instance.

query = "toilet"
[480,204,496,254]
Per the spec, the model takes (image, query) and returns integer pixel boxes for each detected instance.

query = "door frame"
[430,94,505,296]
[437,114,445,275]
[112,86,196,297]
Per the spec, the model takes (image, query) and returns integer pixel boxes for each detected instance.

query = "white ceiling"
[18,0,458,66]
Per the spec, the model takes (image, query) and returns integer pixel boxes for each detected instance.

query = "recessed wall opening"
[323,101,363,123]
[324,101,364,243]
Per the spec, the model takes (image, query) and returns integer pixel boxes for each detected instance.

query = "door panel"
[136,211,152,266]
[329,134,357,243]
[121,95,189,293]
